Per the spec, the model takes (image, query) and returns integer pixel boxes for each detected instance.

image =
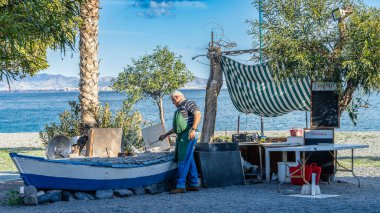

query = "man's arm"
[191,111,201,131]
[159,128,174,141]
[189,111,201,140]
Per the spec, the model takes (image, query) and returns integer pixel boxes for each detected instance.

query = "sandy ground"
[0,131,379,212]
[0,132,44,148]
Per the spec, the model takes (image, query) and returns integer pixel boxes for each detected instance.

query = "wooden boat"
[9,152,177,191]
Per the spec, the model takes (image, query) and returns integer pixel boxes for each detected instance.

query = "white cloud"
[129,0,207,18]
[174,1,207,9]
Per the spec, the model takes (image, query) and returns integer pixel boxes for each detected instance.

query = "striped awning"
[220,56,311,117]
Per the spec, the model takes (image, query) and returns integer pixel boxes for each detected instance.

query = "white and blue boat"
[9,152,177,191]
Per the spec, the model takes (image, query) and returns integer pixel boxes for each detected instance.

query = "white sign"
[304,129,334,139]
[312,82,337,91]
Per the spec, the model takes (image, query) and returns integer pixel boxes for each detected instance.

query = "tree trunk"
[157,98,166,130]
[339,79,358,113]
[79,0,99,134]
[200,47,223,143]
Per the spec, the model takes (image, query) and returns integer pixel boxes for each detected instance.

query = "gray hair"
[171,90,184,99]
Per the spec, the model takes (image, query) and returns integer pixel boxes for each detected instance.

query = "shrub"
[39,99,145,151]
[7,190,23,206]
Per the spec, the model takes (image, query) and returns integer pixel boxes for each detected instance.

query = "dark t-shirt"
[176,99,200,127]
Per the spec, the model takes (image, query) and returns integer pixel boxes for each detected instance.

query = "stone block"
[301,184,321,195]
[74,192,94,200]
[38,191,61,204]
[144,185,158,194]
[36,191,45,197]
[62,191,75,202]
[114,189,134,197]
[156,183,170,193]
[131,187,146,195]
[95,189,114,199]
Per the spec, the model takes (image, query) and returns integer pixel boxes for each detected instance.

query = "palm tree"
[79,0,100,133]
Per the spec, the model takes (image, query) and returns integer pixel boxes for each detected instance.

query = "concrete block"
[301,184,321,195]
[131,187,146,195]
[23,185,38,205]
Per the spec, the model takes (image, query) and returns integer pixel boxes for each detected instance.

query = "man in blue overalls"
[159,91,202,194]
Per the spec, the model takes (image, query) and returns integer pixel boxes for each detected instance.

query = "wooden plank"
[86,128,122,157]
[142,124,170,150]
[86,129,95,157]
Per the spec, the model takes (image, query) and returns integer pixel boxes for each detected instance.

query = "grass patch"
[6,190,23,206]
[338,156,380,168]
[0,148,45,172]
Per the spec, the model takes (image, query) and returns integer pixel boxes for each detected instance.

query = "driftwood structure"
[200,32,262,143]
[200,41,223,143]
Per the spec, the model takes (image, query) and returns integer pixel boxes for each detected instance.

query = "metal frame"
[264,144,368,190]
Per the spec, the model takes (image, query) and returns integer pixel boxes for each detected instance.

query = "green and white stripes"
[220,56,310,117]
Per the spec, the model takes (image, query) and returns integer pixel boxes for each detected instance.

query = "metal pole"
[305,111,308,128]
[237,115,240,133]
[259,0,264,136]
[260,116,264,136]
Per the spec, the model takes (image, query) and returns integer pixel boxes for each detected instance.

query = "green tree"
[113,46,194,129]
[247,0,380,123]
[0,0,81,86]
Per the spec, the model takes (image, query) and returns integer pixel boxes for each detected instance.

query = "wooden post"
[200,33,223,143]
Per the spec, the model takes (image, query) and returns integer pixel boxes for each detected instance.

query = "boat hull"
[10,153,177,191]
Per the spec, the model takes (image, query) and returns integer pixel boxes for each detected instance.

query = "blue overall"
[176,133,199,189]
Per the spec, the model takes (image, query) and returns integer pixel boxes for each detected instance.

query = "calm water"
[0,90,379,133]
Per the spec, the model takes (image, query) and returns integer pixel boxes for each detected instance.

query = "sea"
[0,90,379,133]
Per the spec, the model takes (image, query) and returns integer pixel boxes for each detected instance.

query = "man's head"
[171,90,185,107]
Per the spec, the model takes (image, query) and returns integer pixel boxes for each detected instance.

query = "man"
[159,91,201,194]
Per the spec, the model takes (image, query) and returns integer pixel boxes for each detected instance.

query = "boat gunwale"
[9,152,175,169]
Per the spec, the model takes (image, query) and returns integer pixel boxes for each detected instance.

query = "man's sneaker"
[186,186,199,191]
[170,188,186,194]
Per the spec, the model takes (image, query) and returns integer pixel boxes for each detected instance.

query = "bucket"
[277,162,298,183]
[289,164,313,185]
[309,163,322,185]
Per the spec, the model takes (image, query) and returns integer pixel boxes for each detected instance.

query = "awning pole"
[260,116,264,136]
[259,0,264,137]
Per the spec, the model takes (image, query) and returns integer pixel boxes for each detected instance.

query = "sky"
[44,0,380,79]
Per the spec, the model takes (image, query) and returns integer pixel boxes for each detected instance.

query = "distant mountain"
[0,74,211,91]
